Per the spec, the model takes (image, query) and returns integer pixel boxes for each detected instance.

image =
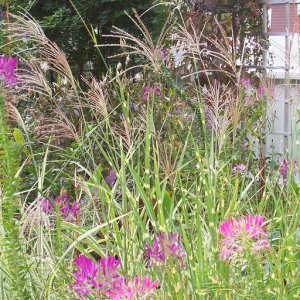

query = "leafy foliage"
[3,0,165,78]
[0,95,32,299]
[0,4,298,300]
[184,0,267,76]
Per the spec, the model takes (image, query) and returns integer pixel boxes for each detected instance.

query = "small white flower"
[22,36,29,43]
[134,72,143,80]
[117,62,122,71]
[40,61,50,72]
[61,77,68,85]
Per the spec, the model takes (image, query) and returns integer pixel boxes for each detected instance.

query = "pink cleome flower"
[240,77,251,90]
[40,198,53,214]
[145,232,186,267]
[142,84,160,101]
[257,84,274,101]
[71,255,99,298]
[0,55,17,87]
[219,214,270,262]
[71,255,158,299]
[40,193,79,222]
[107,276,159,300]
[142,84,151,100]
[160,48,169,62]
[153,84,160,97]
[232,163,246,175]
[279,158,298,177]
[71,255,121,299]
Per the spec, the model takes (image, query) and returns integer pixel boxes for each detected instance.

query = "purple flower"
[60,201,79,222]
[145,232,186,267]
[279,158,298,178]
[107,276,158,300]
[142,84,160,101]
[40,192,79,222]
[153,84,160,97]
[257,84,274,101]
[55,193,71,204]
[105,169,117,187]
[40,198,53,213]
[72,255,98,298]
[219,214,270,262]
[71,255,121,299]
[160,48,169,62]
[71,255,158,300]
[240,77,251,90]
[240,78,252,105]
[142,84,151,101]
[257,85,265,99]
[0,55,17,87]
[279,159,288,177]
[232,163,246,175]
[98,256,121,280]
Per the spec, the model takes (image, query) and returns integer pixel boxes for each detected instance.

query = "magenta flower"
[279,159,298,178]
[40,193,79,222]
[232,163,246,175]
[71,255,121,299]
[71,255,158,300]
[257,85,265,98]
[107,276,158,300]
[0,55,17,87]
[219,214,270,262]
[160,48,169,62]
[60,201,79,222]
[72,255,99,298]
[98,256,121,279]
[142,84,151,101]
[153,84,160,97]
[279,159,288,177]
[257,84,274,101]
[145,232,186,267]
[55,193,71,204]
[40,198,53,213]
[240,77,251,89]
[142,84,160,101]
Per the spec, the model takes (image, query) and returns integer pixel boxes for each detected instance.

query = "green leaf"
[87,163,103,186]
[163,191,173,221]
[13,128,25,146]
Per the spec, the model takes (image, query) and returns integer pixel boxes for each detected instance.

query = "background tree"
[184,0,267,81]
[1,0,165,78]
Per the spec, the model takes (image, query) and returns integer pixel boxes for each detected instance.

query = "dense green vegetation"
[0,1,299,299]
[1,0,165,77]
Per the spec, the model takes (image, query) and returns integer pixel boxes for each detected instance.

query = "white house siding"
[265,34,300,160]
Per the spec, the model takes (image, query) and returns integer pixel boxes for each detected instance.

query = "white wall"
[265,34,300,160]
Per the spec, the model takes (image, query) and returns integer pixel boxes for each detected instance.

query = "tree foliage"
[2,0,164,78]
[184,0,267,78]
